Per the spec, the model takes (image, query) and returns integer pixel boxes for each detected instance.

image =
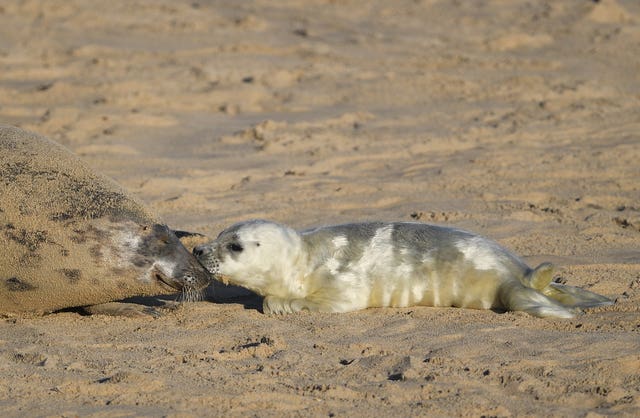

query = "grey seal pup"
[0,125,210,316]
[193,219,612,318]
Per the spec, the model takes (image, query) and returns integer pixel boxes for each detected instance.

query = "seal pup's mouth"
[191,245,231,287]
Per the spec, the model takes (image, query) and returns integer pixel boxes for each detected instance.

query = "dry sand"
[1,0,639,416]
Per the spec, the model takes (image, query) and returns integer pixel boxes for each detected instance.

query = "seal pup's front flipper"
[263,295,328,314]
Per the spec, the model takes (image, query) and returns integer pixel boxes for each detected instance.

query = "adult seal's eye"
[227,243,244,253]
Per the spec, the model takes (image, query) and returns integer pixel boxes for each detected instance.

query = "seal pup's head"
[193,220,303,296]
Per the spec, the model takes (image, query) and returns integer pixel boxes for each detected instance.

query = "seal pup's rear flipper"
[524,262,554,290]
[521,263,613,313]
[542,283,613,309]
[499,281,576,318]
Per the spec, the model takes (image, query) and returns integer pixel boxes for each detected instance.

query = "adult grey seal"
[0,125,210,316]
[193,219,613,318]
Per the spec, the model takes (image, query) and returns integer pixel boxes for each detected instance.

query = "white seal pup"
[193,219,613,318]
[0,125,210,316]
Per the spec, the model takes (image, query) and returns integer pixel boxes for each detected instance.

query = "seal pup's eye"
[227,243,244,253]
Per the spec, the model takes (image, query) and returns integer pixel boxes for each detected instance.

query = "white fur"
[325,257,341,275]
[195,221,611,318]
[431,271,442,306]
[455,236,508,274]
[224,222,306,299]
[325,235,348,275]
[354,225,394,273]
[332,235,348,248]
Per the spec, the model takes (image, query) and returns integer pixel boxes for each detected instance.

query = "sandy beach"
[1,0,639,416]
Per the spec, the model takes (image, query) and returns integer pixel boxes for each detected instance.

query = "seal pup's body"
[194,220,612,318]
[0,125,210,316]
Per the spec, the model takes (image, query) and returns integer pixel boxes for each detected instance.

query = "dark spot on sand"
[36,82,54,91]
[388,373,405,381]
[614,217,639,232]
[293,28,308,37]
[4,277,36,292]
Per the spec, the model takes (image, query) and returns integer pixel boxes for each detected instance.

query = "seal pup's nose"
[192,245,211,258]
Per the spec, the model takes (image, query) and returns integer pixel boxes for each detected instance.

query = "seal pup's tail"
[501,263,613,318]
